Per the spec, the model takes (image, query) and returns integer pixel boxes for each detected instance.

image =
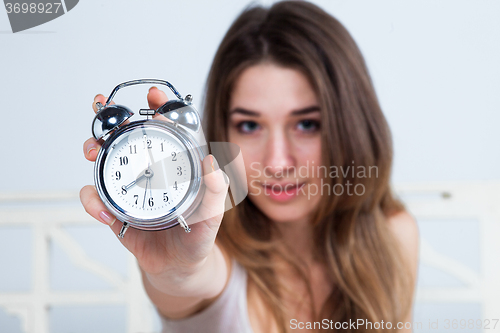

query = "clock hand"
[124,173,146,191]
[143,134,152,168]
[123,168,154,191]
[149,177,153,202]
[148,141,155,166]
[142,177,149,209]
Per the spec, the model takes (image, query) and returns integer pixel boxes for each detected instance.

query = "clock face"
[101,125,193,220]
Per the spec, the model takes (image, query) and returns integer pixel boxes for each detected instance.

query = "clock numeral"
[130,145,137,154]
[163,193,169,202]
[173,181,178,190]
[161,142,164,152]
[134,195,138,205]
[171,151,177,161]
[119,156,128,166]
[121,186,127,195]
[147,139,152,149]
[115,171,121,181]
[177,166,182,176]
[148,197,154,207]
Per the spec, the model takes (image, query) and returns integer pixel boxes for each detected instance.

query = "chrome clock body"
[91,79,206,238]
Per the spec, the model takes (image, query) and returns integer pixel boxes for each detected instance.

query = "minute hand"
[143,134,157,166]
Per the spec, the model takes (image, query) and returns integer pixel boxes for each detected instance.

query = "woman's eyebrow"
[229,106,320,116]
[290,106,320,116]
[229,108,260,116]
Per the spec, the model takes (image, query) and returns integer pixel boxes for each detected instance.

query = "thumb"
[187,155,229,229]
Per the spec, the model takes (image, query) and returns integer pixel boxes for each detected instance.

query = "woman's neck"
[272,218,319,268]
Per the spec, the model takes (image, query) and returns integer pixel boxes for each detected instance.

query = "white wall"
[1,0,499,192]
[1,1,499,332]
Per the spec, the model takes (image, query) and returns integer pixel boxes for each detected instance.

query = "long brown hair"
[203,1,413,332]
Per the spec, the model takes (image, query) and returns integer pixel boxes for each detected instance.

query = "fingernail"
[222,172,230,185]
[94,94,102,101]
[211,155,219,172]
[86,143,97,156]
[92,101,101,111]
[149,86,158,91]
[99,211,116,226]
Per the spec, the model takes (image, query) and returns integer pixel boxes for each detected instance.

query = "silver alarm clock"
[91,79,206,239]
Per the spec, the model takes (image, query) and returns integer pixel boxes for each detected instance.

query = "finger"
[148,87,171,122]
[80,185,116,226]
[84,137,102,162]
[187,155,229,229]
[80,186,130,242]
[92,94,115,113]
[147,86,169,110]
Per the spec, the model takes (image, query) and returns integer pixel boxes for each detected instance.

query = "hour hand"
[123,176,143,191]
[124,168,153,191]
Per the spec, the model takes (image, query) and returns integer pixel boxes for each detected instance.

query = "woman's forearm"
[141,243,229,319]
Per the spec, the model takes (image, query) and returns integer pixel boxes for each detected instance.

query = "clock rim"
[94,119,205,231]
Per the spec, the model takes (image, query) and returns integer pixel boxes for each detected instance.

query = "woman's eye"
[296,119,320,133]
[236,121,260,134]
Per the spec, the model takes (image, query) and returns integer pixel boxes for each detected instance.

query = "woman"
[81,1,419,332]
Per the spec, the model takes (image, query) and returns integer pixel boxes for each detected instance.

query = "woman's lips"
[261,181,306,202]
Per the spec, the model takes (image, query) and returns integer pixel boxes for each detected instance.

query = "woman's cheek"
[235,141,262,178]
[296,139,322,164]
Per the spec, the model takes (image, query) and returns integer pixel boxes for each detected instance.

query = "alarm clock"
[91,79,206,239]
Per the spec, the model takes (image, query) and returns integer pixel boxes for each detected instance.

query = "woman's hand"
[80,88,229,291]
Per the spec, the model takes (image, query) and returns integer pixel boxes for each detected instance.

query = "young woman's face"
[228,63,323,224]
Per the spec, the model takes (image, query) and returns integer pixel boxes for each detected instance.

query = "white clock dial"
[102,126,192,220]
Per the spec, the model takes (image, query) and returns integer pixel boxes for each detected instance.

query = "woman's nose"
[263,130,295,178]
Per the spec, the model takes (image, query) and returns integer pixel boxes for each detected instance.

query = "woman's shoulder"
[387,210,419,246]
[387,210,419,272]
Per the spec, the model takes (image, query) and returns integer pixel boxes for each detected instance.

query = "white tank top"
[160,258,254,333]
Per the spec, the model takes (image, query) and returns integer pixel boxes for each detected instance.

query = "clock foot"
[178,216,191,233]
[118,222,129,239]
